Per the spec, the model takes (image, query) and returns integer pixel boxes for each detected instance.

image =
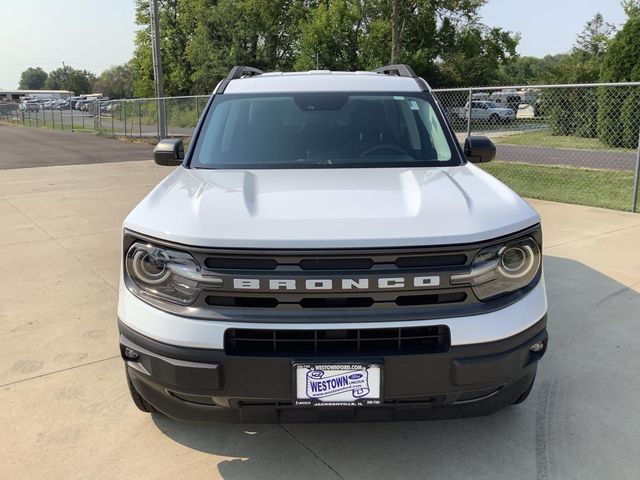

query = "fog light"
[529,341,545,353]
[124,347,139,360]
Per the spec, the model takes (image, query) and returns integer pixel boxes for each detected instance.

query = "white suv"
[118,65,547,422]
[453,100,516,122]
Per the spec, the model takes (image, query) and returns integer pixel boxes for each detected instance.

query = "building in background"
[0,89,74,102]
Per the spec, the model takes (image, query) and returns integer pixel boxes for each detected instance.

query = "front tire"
[126,370,158,414]
[512,374,536,405]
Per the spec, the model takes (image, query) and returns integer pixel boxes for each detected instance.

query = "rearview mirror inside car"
[154,139,184,166]
[464,136,496,163]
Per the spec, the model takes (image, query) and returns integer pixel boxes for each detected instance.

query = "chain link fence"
[0,95,210,141]
[2,84,640,212]
[93,95,210,140]
[0,99,95,132]
[432,82,640,212]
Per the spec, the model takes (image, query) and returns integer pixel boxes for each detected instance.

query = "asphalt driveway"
[0,123,152,169]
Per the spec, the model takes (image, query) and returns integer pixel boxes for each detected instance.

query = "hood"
[124,164,540,248]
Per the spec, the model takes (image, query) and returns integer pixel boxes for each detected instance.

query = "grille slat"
[225,326,450,357]
[205,292,467,309]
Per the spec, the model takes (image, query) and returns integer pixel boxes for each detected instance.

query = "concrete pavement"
[1,160,639,480]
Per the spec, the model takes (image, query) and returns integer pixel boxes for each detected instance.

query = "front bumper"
[119,315,547,422]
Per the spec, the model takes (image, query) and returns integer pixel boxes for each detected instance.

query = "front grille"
[191,246,477,312]
[224,325,450,356]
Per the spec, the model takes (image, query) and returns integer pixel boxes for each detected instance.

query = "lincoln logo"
[232,276,440,291]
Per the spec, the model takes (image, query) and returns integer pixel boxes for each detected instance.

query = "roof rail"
[373,64,417,78]
[217,65,264,94]
[373,64,430,92]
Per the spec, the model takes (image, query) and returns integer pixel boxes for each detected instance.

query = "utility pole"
[149,0,167,139]
[391,0,399,63]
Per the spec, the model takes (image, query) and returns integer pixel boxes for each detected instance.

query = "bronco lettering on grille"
[232,276,440,291]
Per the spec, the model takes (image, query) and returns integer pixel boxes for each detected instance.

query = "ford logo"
[348,373,363,380]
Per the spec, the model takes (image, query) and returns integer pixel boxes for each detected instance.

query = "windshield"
[190,92,460,169]
[484,102,501,108]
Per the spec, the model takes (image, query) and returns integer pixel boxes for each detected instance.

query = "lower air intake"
[224,325,450,357]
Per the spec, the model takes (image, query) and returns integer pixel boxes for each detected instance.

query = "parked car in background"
[450,101,515,123]
[488,91,522,111]
[69,96,83,109]
[77,99,94,111]
[19,100,40,112]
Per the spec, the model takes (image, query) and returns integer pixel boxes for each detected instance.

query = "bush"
[548,103,576,136]
[574,90,598,138]
[620,89,640,148]
[545,89,580,136]
[597,87,626,147]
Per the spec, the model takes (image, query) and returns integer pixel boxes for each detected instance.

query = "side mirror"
[154,138,184,166]
[464,136,495,163]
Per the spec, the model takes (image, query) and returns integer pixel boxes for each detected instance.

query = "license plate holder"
[293,363,382,407]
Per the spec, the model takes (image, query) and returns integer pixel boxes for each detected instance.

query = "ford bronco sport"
[118,65,548,422]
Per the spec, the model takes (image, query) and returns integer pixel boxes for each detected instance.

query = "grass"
[480,161,637,212]
[494,129,634,151]
[0,116,94,133]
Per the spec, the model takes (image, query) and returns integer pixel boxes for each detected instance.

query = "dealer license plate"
[294,363,381,406]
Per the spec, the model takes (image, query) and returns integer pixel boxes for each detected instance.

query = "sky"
[479,0,627,57]
[0,0,630,89]
[0,0,138,89]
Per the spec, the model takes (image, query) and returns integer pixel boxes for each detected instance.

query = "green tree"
[95,62,136,98]
[598,13,640,147]
[132,0,196,97]
[183,0,308,94]
[295,0,363,71]
[501,55,566,85]
[45,66,96,94]
[575,13,615,57]
[538,13,615,85]
[600,15,640,82]
[18,67,48,90]
[130,0,519,94]
[295,0,518,87]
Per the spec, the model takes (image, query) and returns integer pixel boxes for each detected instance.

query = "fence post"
[138,100,142,139]
[159,97,167,139]
[51,105,55,130]
[124,101,128,138]
[155,98,160,140]
[195,96,200,120]
[466,88,473,138]
[97,99,102,134]
[70,99,74,131]
[632,126,640,213]
[111,102,115,137]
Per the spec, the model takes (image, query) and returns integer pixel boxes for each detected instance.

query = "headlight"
[451,236,541,301]
[125,242,205,305]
